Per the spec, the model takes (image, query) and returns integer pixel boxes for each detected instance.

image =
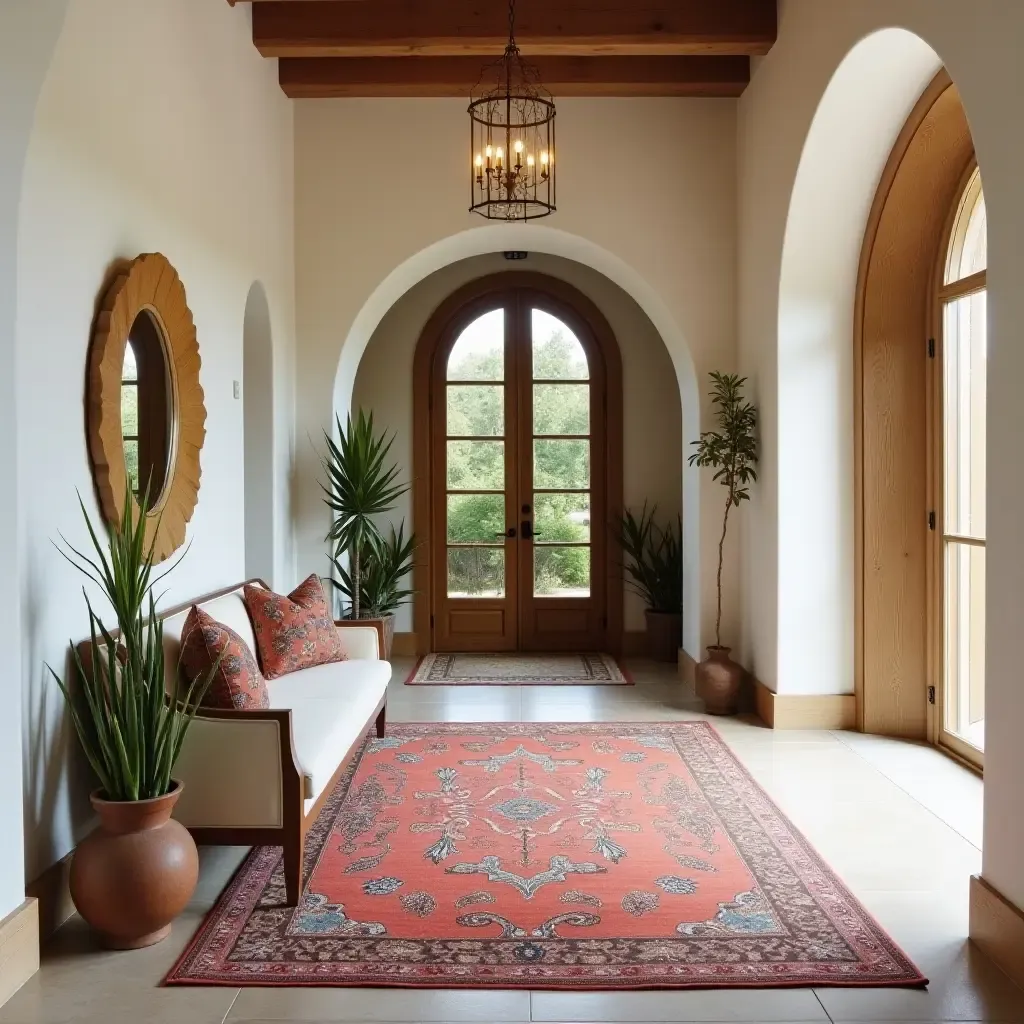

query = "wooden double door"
[429,281,612,652]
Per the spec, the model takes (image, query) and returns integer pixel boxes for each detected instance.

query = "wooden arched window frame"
[854,70,979,746]
[928,160,987,769]
[411,272,624,654]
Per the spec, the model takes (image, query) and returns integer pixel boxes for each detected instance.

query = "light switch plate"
[233,380,241,400]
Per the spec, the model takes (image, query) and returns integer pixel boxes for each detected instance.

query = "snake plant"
[618,503,683,615]
[48,483,216,802]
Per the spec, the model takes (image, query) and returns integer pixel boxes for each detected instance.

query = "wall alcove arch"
[411,271,624,654]
[243,281,275,584]
[855,70,977,739]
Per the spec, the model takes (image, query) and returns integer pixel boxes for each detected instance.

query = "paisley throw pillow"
[243,575,347,679]
[180,605,269,710]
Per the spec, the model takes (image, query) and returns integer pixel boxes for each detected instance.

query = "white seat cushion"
[266,659,391,809]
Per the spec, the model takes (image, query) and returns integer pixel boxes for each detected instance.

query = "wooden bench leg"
[282,829,304,907]
[375,703,387,738]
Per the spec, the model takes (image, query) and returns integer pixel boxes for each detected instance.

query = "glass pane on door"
[941,287,986,753]
[530,308,592,599]
[445,311,506,599]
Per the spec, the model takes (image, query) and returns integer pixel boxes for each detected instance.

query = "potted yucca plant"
[687,372,758,715]
[321,410,411,658]
[618,504,683,662]
[49,483,218,948]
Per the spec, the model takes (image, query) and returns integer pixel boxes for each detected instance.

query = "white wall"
[0,0,69,923]
[738,0,1024,912]
[297,97,739,658]
[352,253,683,634]
[15,0,297,884]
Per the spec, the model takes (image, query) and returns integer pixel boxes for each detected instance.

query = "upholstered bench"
[161,580,390,905]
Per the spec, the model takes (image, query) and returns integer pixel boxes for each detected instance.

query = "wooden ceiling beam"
[278,55,750,98]
[252,1,777,59]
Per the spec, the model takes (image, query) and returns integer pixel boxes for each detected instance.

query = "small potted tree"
[327,522,416,658]
[49,485,218,947]
[688,372,758,714]
[618,504,683,662]
[321,410,412,658]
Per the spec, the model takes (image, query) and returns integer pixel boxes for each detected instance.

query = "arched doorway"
[413,272,623,653]
[243,282,275,584]
[855,71,980,751]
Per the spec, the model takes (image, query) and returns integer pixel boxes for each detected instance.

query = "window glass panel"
[447,309,504,381]
[122,341,138,381]
[534,493,590,543]
[448,547,505,598]
[533,383,589,436]
[121,384,138,437]
[447,494,505,543]
[535,546,590,597]
[943,291,986,538]
[945,170,987,283]
[447,384,503,436]
[447,440,504,490]
[944,541,985,751]
[532,309,588,379]
[534,439,589,489]
[123,440,140,493]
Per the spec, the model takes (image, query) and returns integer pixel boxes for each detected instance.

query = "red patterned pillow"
[180,605,269,710]
[243,575,346,679]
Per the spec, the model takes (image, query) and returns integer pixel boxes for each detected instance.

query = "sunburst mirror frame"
[87,252,206,563]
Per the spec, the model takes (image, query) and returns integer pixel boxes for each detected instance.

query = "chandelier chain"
[507,0,518,54]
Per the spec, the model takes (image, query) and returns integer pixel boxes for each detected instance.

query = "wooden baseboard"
[391,632,420,657]
[970,874,1024,990]
[25,853,74,945]
[0,899,39,1008]
[753,679,856,730]
[678,648,697,686]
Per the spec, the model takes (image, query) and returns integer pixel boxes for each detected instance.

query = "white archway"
[0,0,69,920]
[776,29,942,696]
[243,281,275,585]
[332,224,704,654]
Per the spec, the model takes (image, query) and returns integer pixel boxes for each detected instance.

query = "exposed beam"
[279,55,750,98]
[253,1,776,59]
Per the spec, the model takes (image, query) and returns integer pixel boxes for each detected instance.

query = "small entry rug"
[166,722,926,990]
[406,652,631,685]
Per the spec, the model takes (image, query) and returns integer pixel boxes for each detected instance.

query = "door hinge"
[927,337,935,358]
[927,685,936,705]
[928,510,936,531]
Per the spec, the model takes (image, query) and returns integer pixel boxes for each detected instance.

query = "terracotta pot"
[69,781,198,949]
[645,609,683,663]
[695,646,744,715]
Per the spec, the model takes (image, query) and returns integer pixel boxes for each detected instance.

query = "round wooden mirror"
[87,253,206,563]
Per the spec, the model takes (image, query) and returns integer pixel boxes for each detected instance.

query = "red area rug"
[406,652,631,685]
[166,722,926,990]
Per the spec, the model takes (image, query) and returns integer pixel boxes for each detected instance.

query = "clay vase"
[69,781,198,949]
[645,609,683,663]
[695,646,744,715]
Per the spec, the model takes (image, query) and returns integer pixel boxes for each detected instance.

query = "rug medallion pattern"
[167,723,925,989]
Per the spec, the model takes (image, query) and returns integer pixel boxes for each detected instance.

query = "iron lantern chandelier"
[469,0,556,221]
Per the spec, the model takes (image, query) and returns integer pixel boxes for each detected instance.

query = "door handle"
[521,521,541,540]
[496,527,517,539]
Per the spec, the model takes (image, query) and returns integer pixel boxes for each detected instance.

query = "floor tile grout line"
[830,730,982,852]
[812,986,837,1023]
[219,988,240,1024]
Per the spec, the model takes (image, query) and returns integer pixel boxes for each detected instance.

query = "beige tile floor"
[3,658,1022,1024]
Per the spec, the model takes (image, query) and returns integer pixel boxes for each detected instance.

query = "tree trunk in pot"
[695,646,743,715]
[69,781,198,949]
[645,609,682,663]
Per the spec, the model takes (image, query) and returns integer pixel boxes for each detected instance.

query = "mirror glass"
[120,310,172,504]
